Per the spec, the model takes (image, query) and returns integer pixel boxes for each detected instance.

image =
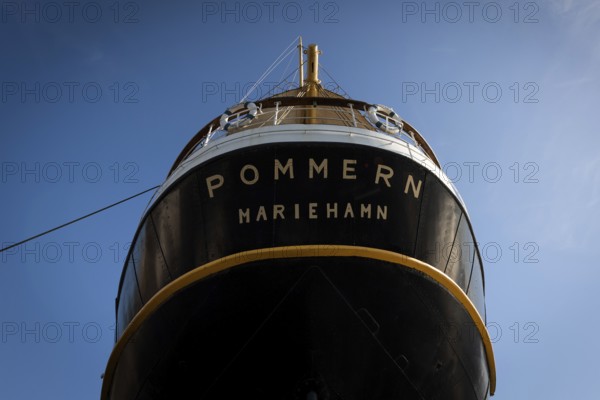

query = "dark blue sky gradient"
[1,1,599,399]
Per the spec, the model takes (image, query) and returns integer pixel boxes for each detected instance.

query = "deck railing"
[169,97,440,176]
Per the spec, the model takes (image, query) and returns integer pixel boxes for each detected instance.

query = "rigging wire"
[319,62,351,98]
[2,43,349,255]
[240,36,300,103]
[261,64,305,99]
[240,45,297,102]
[0,185,160,253]
[277,42,297,84]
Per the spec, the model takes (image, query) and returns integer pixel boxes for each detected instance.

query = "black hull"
[109,255,490,399]
[103,140,494,399]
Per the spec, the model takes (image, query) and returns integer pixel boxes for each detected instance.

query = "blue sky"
[1,0,599,398]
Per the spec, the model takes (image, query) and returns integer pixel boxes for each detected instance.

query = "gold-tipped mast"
[300,40,322,123]
[306,43,321,86]
[305,43,321,99]
[298,38,321,93]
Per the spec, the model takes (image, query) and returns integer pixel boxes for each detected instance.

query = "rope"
[240,36,300,103]
[0,185,160,253]
[319,62,351,98]
[260,64,304,99]
[241,45,297,102]
[278,42,297,84]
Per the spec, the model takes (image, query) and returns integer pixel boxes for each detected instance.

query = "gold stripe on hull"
[102,245,496,398]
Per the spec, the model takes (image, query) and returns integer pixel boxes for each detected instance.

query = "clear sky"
[1,0,599,399]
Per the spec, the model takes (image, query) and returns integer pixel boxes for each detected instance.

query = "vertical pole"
[205,124,214,144]
[298,37,304,88]
[306,43,320,85]
[306,43,321,124]
[348,103,357,128]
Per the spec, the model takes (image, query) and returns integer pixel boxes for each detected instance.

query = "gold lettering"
[256,206,267,221]
[376,205,388,220]
[309,158,328,179]
[326,202,338,218]
[275,159,294,180]
[375,164,394,187]
[360,203,372,219]
[240,164,259,185]
[344,203,355,218]
[273,204,285,220]
[239,208,250,224]
[309,203,318,219]
[237,202,387,224]
[206,174,224,198]
[343,159,357,180]
[404,175,423,199]
[294,203,300,219]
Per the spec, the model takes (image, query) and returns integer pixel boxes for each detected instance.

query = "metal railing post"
[348,103,357,127]
[205,124,214,145]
